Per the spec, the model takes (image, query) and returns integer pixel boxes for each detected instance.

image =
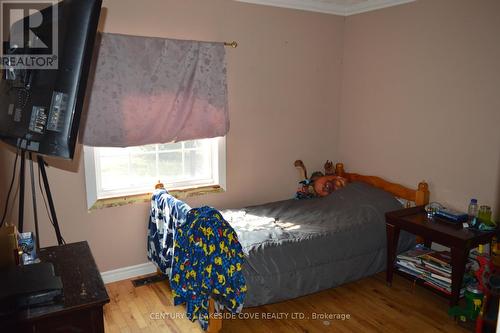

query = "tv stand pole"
[37,156,64,246]
[16,151,64,246]
[29,153,41,251]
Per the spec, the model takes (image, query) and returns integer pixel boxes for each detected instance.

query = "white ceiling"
[235,0,416,16]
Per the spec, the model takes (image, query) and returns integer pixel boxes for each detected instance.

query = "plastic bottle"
[468,199,478,221]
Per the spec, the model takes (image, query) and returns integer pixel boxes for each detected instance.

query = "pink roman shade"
[82,33,229,147]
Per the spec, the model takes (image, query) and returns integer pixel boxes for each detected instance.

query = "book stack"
[396,245,465,296]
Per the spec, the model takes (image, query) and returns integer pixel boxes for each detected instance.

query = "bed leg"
[152,180,223,331]
[207,298,222,333]
[156,269,222,331]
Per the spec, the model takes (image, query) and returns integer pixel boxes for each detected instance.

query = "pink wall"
[339,0,500,217]
[1,0,499,273]
[0,0,345,271]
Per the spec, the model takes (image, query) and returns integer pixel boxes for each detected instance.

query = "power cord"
[0,149,20,227]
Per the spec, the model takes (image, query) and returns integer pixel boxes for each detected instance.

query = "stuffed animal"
[294,160,317,199]
[314,175,348,197]
[310,171,324,183]
[294,159,349,198]
[324,160,335,175]
[295,179,315,199]
[294,160,308,180]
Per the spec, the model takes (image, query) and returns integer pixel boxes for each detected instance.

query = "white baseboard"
[101,262,157,284]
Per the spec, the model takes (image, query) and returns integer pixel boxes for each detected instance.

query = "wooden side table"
[385,206,497,306]
[1,241,109,332]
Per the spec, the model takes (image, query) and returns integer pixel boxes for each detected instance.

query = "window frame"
[83,137,226,209]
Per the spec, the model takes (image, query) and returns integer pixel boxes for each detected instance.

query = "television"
[0,0,102,159]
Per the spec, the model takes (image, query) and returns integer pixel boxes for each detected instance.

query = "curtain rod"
[224,41,238,48]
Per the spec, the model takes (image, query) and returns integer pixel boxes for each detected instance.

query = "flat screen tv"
[0,0,102,159]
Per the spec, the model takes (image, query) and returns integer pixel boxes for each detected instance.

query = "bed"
[148,162,430,331]
[224,181,415,307]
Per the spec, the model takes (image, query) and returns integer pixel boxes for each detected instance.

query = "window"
[84,137,226,208]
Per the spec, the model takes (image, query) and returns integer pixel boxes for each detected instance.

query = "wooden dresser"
[3,241,109,333]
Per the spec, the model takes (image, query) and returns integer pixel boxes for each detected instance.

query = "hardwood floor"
[103,272,469,333]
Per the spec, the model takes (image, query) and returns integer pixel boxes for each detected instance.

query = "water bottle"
[468,198,478,222]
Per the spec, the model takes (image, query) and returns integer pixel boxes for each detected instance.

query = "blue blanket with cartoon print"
[170,206,247,330]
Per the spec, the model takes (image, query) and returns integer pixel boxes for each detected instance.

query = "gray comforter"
[221,182,415,307]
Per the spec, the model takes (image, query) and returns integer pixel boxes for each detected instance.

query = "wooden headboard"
[334,163,430,206]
